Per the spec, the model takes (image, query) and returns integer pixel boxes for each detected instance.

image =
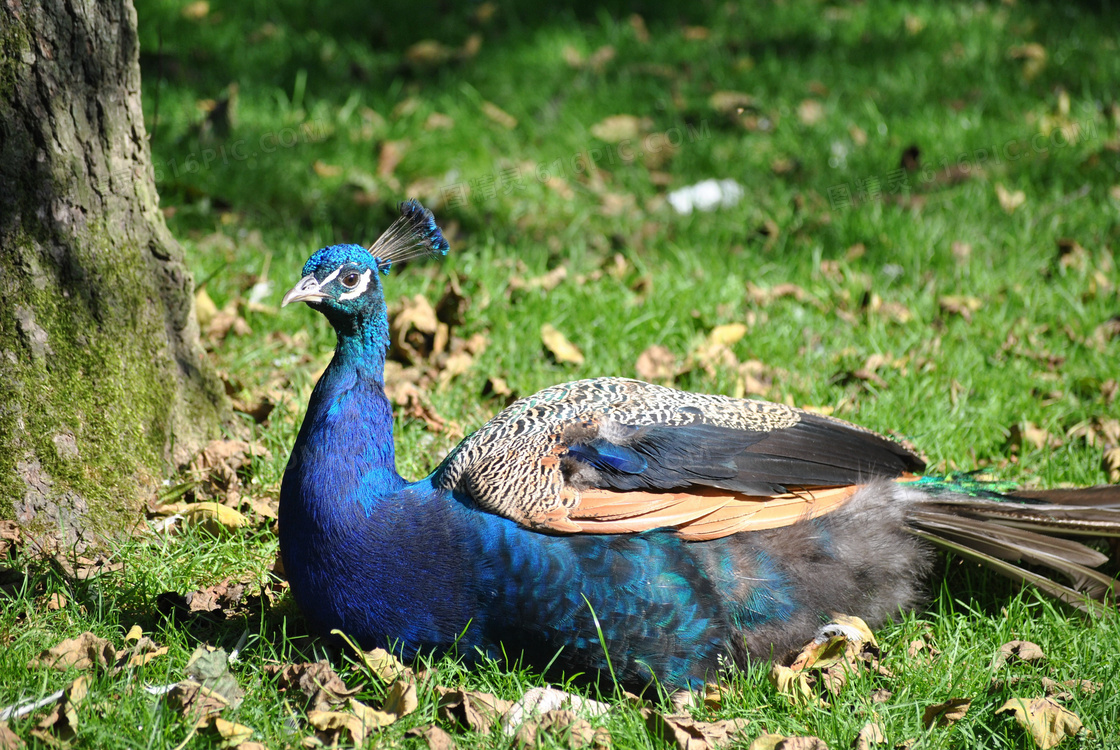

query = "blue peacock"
[279,200,1120,690]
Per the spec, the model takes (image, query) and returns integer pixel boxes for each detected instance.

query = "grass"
[3,0,1120,747]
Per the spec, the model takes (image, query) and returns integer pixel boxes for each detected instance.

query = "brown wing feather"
[526,485,862,540]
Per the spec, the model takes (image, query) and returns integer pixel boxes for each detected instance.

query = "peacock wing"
[435,377,924,540]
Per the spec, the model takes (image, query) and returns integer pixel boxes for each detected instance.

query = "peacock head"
[282,200,449,330]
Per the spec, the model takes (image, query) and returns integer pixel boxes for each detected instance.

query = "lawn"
[2,0,1119,748]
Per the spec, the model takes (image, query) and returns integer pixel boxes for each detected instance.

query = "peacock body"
[279,201,1120,690]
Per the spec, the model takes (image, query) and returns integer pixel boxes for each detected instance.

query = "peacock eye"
[341,272,361,288]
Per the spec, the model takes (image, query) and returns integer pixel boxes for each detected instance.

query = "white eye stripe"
[319,267,343,286]
[338,269,372,300]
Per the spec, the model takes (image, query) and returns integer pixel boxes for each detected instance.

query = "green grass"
[3,0,1120,747]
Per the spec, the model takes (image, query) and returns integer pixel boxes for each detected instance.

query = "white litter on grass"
[667,178,744,214]
[500,687,610,735]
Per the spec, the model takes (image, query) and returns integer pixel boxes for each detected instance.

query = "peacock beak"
[282,274,329,306]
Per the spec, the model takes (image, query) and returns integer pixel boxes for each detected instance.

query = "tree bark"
[0,0,226,551]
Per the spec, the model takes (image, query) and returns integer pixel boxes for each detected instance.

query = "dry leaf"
[870,688,892,703]
[590,115,648,142]
[646,712,749,750]
[181,1,209,20]
[356,647,410,682]
[28,632,117,671]
[998,697,1082,749]
[210,717,254,748]
[709,91,753,114]
[996,183,1026,213]
[515,710,596,749]
[0,721,23,750]
[349,697,399,729]
[749,734,828,750]
[636,346,677,381]
[382,680,419,718]
[993,640,1046,669]
[437,688,512,734]
[797,99,824,126]
[629,13,649,42]
[541,324,585,365]
[938,295,982,322]
[854,722,885,750]
[182,502,248,534]
[1104,447,1120,482]
[307,707,378,746]
[922,698,971,728]
[482,101,518,129]
[683,26,710,40]
[1008,422,1061,452]
[406,40,453,66]
[269,661,360,712]
[768,665,816,706]
[406,724,459,750]
[30,676,88,745]
[166,680,231,723]
[185,646,243,708]
[708,323,748,347]
[502,687,610,733]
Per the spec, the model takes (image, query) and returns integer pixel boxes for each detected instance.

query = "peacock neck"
[290,308,406,515]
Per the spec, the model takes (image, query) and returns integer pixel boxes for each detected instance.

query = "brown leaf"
[683,26,710,41]
[1040,677,1101,697]
[437,688,512,734]
[749,734,828,750]
[406,40,453,65]
[870,688,892,703]
[541,324,585,365]
[629,13,649,43]
[854,722,885,750]
[515,710,596,749]
[510,266,568,293]
[746,282,816,307]
[1104,447,1120,483]
[590,115,649,142]
[269,661,360,712]
[922,698,971,728]
[31,676,88,744]
[993,640,1046,669]
[406,724,459,750]
[356,647,410,683]
[709,91,754,115]
[1090,315,1120,348]
[482,101,518,129]
[307,706,381,746]
[797,99,824,126]
[646,712,749,750]
[28,632,117,671]
[382,680,419,718]
[185,646,244,708]
[1008,423,1061,452]
[390,294,442,363]
[0,520,21,559]
[997,697,1082,749]
[938,295,982,321]
[635,345,677,381]
[209,717,254,748]
[996,183,1026,213]
[768,665,817,706]
[0,721,24,750]
[166,680,231,724]
[708,323,748,347]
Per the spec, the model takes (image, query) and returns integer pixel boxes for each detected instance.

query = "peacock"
[279,200,1120,690]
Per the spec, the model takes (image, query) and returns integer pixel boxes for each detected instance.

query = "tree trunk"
[0,0,226,551]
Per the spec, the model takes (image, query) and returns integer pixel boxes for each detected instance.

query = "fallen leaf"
[768,664,816,706]
[437,688,512,734]
[922,698,971,728]
[590,115,648,142]
[269,662,360,712]
[30,676,88,745]
[870,688,892,703]
[629,14,649,43]
[749,734,828,750]
[510,266,568,293]
[382,680,419,718]
[1104,447,1120,482]
[797,99,824,126]
[541,324,584,365]
[683,26,710,40]
[1008,422,1061,452]
[406,40,453,66]
[482,101,518,129]
[406,724,459,750]
[709,91,754,115]
[993,640,1046,669]
[209,717,254,748]
[998,697,1082,749]
[390,294,442,363]
[0,721,23,750]
[502,687,610,733]
[181,1,208,20]
[646,712,749,750]
[938,295,982,322]
[635,345,677,381]
[515,710,596,749]
[1090,315,1120,348]
[708,323,748,347]
[185,646,243,708]
[1040,677,1101,697]
[307,707,378,746]
[166,680,231,724]
[182,502,247,535]
[854,721,885,750]
[996,183,1026,213]
[28,632,116,671]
